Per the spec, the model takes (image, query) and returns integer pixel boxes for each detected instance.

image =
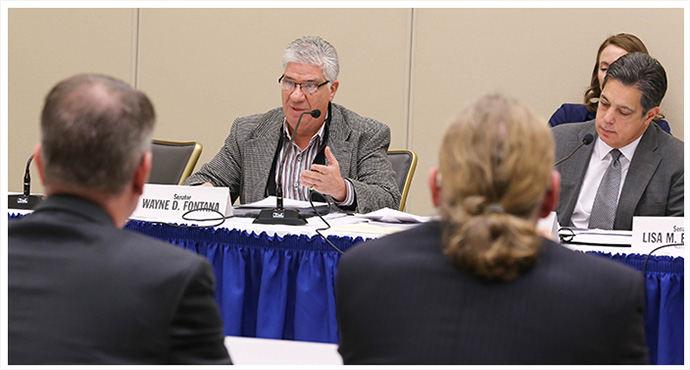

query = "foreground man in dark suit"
[553,52,683,230]
[336,94,648,365]
[8,74,232,365]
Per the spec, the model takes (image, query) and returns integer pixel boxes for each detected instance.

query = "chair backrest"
[387,150,418,211]
[149,140,203,185]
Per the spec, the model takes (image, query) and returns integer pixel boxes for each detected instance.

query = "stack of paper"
[358,207,434,223]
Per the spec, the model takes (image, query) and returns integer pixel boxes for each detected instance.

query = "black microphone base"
[253,208,307,225]
[8,194,44,210]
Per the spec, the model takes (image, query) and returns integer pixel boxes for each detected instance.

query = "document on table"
[357,207,434,223]
[329,222,408,235]
[326,208,434,236]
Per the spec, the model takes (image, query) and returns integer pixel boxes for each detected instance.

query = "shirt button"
[296,155,301,162]
[294,182,299,188]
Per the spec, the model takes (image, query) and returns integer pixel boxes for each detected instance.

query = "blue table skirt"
[124,220,364,344]
[125,220,684,365]
[8,214,685,364]
[587,252,684,365]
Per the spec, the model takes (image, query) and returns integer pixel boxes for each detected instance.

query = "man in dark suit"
[184,36,400,213]
[553,52,683,230]
[8,74,232,365]
[336,94,648,364]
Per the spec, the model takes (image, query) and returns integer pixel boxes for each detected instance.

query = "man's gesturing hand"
[300,146,347,201]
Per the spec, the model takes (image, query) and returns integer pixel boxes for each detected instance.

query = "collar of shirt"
[277,116,327,202]
[281,112,329,144]
[592,133,642,163]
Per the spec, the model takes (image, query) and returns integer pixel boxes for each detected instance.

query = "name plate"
[536,211,559,241]
[631,216,685,256]
[131,184,232,223]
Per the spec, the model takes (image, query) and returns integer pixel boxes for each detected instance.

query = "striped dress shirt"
[275,118,353,205]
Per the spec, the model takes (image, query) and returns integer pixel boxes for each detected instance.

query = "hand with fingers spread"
[300,146,347,201]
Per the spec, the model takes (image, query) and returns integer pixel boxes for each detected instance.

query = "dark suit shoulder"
[343,221,440,254]
[651,122,683,153]
[539,238,643,285]
[339,221,442,274]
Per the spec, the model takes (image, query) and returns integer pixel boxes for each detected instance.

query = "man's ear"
[644,106,660,124]
[328,80,339,101]
[428,167,442,208]
[539,170,561,218]
[132,151,152,196]
[32,143,46,185]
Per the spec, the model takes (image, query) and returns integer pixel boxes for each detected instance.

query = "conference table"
[8,209,684,365]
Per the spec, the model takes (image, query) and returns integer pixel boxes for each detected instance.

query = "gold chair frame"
[387,149,418,211]
[151,139,203,185]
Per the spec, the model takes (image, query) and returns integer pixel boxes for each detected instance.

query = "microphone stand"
[9,155,44,210]
[254,109,321,225]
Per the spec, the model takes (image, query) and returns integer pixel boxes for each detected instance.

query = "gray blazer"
[185,103,401,213]
[553,120,684,230]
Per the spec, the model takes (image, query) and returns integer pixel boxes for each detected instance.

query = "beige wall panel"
[408,8,685,217]
[8,7,684,217]
[8,8,136,193]
[137,8,410,183]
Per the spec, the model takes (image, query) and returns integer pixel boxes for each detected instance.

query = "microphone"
[554,134,594,166]
[254,109,321,225]
[23,155,33,197]
[275,109,321,209]
[9,155,44,210]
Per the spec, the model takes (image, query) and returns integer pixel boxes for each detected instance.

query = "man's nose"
[602,109,616,126]
[289,85,306,101]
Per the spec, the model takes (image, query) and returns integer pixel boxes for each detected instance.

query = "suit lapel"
[559,123,597,226]
[327,105,354,177]
[615,125,660,229]
[243,117,283,203]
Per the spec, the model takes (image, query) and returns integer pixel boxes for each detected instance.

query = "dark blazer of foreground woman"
[336,221,648,365]
[8,195,232,365]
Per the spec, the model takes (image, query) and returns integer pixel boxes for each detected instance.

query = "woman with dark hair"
[549,33,670,133]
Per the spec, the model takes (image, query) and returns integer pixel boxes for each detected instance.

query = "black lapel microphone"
[554,134,594,166]
[9,154,44,210]
[23,155,34,197]
[254,109,321,225]
[276,109,321,209]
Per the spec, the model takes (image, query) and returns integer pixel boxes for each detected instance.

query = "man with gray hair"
[8,74,232,365]
[553,52,683,230]
[185,36,401,213]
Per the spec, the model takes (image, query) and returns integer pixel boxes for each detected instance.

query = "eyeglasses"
[278,75,329,95]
